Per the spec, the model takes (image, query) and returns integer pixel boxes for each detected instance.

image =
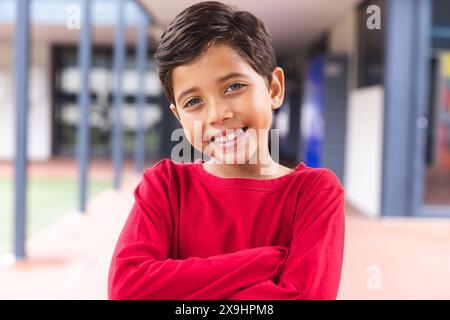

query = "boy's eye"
[225,83,246,93]
[184,97,202,109]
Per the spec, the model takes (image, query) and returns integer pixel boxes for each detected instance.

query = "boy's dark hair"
[154,1,277,106]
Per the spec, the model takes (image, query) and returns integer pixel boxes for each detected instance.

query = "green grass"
[0,176,111,255]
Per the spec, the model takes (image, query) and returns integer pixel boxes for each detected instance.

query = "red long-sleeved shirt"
[108,158,345,300]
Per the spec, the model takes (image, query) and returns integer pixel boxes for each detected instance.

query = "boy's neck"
[202,151,291,179]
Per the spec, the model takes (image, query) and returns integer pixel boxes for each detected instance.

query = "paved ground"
[0,170,450,299]
[0,173,138,299]
[338,204,450,299]
[0,157,140,179]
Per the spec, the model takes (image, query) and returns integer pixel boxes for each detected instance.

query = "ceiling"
[139,0,362,53]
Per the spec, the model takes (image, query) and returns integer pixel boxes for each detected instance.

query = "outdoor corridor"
[0,170,449,300]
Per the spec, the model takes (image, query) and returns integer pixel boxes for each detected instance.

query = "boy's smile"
[169,42,287,178]
[207,125,248,153]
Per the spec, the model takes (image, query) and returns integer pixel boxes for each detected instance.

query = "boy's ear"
[269,67,285,111]
[170,103,181,121]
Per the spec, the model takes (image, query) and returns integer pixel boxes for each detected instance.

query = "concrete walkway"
[1,177,450,299]
[0,174,139,299]
[338,204,450,299]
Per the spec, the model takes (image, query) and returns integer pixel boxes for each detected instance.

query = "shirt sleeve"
[108,165,288,300]
[226,182,345,300]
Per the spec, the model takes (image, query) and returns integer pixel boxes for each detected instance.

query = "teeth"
[214,128,244,143]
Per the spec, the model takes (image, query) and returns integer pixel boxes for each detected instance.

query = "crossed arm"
[108,180,345,300]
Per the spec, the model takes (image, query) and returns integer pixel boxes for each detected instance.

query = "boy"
[108,1,345,300]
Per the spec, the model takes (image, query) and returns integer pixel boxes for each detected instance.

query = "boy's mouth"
[210,126,249,143]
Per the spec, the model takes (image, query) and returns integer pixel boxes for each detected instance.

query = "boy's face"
[170,43,284,164]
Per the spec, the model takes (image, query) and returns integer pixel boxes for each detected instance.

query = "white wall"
[0,40,52,161]
[344,86,384,217]
[0,42,15,160]
[326,8,387,217]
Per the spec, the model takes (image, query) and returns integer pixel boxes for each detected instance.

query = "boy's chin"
[205,149,256,165]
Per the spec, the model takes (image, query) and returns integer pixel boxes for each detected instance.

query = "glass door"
[422,52,450,211]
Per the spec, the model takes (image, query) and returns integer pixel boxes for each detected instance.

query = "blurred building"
[1,0,449,218]
[0,0,166,161]
[310,0,450,218]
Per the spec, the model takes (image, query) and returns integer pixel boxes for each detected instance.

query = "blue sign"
[301,56,324,168]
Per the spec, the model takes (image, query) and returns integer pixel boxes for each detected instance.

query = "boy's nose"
[206,102,234,125]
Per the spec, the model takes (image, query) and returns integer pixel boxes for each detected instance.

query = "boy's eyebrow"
[176,72,249,104]
[216,72,248,83]
[177,87,199,105]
